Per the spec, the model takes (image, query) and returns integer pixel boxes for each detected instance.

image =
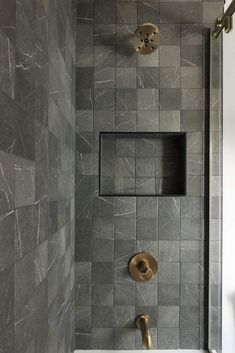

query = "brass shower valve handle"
[128,252,158,282]
[138,260,153,281]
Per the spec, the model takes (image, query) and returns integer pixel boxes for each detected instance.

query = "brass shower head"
[133,23,160,55]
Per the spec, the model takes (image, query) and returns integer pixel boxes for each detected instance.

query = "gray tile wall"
[0,1,76,352]
[75,0,223,349]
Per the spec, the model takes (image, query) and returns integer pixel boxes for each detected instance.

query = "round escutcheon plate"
[128,252,158,282]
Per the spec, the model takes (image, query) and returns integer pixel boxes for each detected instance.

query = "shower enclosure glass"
[208,32,223,353]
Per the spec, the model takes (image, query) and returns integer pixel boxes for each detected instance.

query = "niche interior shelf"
[99,132,186,197]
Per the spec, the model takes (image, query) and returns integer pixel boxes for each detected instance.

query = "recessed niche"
[99,132,186,196]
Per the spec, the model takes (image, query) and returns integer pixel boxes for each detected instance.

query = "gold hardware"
[212,0,235,38]
[135,314,153,350]
[225,15,233,33]
[133,23,160,55]
[128,252,158,282]
[212,18,223,39]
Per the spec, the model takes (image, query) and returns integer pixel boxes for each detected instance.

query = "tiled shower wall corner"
[0,1,76,352]
[75,0,223,350]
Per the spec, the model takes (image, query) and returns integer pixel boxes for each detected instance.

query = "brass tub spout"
[135,314,153,350]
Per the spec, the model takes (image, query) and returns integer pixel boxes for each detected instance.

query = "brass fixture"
[212,0,235,38]
[133,23,160,54]
[128,252,158,282]
[225,15,233,33]
[135,314,153,350]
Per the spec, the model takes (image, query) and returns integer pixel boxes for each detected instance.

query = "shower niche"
[99,132,186,196]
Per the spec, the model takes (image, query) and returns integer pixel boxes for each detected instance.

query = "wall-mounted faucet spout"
[135,314,153,350]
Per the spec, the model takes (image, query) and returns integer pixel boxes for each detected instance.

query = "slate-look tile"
[181,3,202,24]
[0,152,15,212]
[94,25,115,46]
[115,111,137,132]
[0,210,14,272]
[135,282,157,306]
[158,197,180,218]
[92,262,113,284]
[180,305,200,328]
[159,67,180,88]
[95,0,115,24]
[137,218,157,240]
[0,2,76,351]
[0,268,14,334]
[76,306,92,329]
[116,46,138,67]
[159,263,180,284]
[77,3,94,24]
[93,239,114,261]
[158,306,179,328]
[159,110,180,131]
[114,306,135,328]
[14,295,36,353]
[116,89,138,111]
[159,241,180,263]
[159,217,181,240]
[138,50,159,67]
[92,306,114,328]
[137,68,158,89]
[74,0,223,348]
[136,177,156,195]
[137,197,158,219]
[116,2,137,25]
[14,205,38,260]
[76,283,91,306]
[159,88,180,110]
[94,67,115,89]
[159,46,180,67]
[94,46,115,67]
[136,240,158,258]
[116,68,137,89]
[137,111,158,131]
[180,327,200,349]
[138,89,159,110]
[159,24,180,46]
[94,89,115,110]
[93,217,114,239]
[0,29,15,99]
[138,1,159,24]
[159,284,180,306]
[114,280,135,306]
[93,284,113,306]
[0,323,14,353]
[92,328,114,349]
[114,328,135,349]
[180,284,200,306]
[15,157,35,208]
[115,240,136,262]
[160,3,180,24]
[158,328,180,349]
[75,329,91,350]
[114,197,136,219]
